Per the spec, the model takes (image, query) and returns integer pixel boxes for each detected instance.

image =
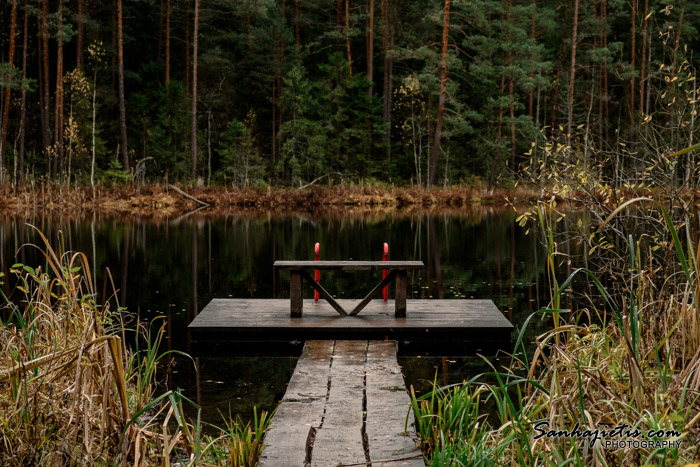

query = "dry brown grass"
[0,228,135,464]
[0,182,540,219]
[413,200,700,466]
[0,228,270,466]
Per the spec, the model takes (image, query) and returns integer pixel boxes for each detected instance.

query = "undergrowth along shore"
[0,227,270,466]
[410,197,700,466]
[1,181,697,220]
[0,182,538,215]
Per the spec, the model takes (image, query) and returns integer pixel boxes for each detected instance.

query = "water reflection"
[0,208,554,426]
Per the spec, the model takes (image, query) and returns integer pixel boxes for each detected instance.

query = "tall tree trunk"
[272,80,276,174]
[337,0,343,49]
[207,108,212,185]
[644,10,651,137]
[509,73,516,172]
[185,0,190,95]
[277,0,286,165]
[583,81,595,167]
[602,0,609,143]
[54,0,64,177]
[295,0,300,64]
[566,0,580,155]
[629,0,636,121]
[18,0,28,183]
[345,0,352,76]
[158,0,163,57]
[551,58,561,137]
[0,0,18,182]
[367,0,374,95]
[165,0,170,84]
[77,0,84,70]
[428,0,450,188]
[593,0,600,152]
[91,66,97,187]
[111,1,116,89]
[117,0,129,172]
[507,0,516,172]
[485,12,496,186]
[671,10,684,79]
[639,0,648,115]
[381,0,393,163]
[528,0,536,118]
[38,0,50,175]
[191,0,200,179]
[551,5,568,140]
[496,75,506,184]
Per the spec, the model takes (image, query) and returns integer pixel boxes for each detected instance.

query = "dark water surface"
[0,209,553,428]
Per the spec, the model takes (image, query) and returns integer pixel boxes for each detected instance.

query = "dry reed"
[0,227,270,466]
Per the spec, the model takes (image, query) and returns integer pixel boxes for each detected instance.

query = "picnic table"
[273,260,424,318]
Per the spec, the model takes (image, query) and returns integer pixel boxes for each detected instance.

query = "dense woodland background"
[0,0,699,188]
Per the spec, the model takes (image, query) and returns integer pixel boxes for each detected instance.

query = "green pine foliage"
[0,0,699,187]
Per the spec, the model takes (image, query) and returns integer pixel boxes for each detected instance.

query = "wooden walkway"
[188,299,513,355]
[259,340,424,467]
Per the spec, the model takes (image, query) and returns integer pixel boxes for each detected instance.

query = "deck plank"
[259,341,333,466]
[190,299,511,327]
[188,299,513,353]
[365,341,424,466]
[260,340,424,466]
[310,341,367,467]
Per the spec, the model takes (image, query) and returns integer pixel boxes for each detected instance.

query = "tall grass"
[411,198,700,465]
[0,227,271,466]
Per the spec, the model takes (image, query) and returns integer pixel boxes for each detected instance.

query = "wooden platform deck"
[188,299,514,355]
[259,340,424,467]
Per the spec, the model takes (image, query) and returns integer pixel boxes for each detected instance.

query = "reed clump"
[412,198,700,465]
[0,228,270,466]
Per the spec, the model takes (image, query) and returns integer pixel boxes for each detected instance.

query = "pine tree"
[117,0,129,172]
[0,0,18,182]
[427,0,450,188]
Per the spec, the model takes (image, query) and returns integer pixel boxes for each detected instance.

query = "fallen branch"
[168,184,210,207]
[296,172,344,191]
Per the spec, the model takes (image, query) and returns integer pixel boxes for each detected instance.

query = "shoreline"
[0,183,539,218]
[0,182,678,220]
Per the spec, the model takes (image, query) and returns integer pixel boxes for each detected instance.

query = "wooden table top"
[273,260,424,270]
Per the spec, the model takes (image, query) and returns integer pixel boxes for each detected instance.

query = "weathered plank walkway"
[259,340,424,467]
[188,299,513,355]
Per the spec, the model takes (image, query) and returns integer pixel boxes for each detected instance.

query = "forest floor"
[0,183,541,218]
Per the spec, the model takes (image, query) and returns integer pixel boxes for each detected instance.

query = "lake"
[0,207,554,428]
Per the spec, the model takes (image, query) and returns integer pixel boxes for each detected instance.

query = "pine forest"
[0,0,698,189]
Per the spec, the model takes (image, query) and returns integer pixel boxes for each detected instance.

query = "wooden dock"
[259,340,424,467]
[188,299,513,355]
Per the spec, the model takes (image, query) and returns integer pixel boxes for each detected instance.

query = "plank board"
[309,341,367,467]
[274,260,425,271]
[188,299,513,355]
[258,341,333,466]
[365,341,425,466]
[259,340,424,467]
